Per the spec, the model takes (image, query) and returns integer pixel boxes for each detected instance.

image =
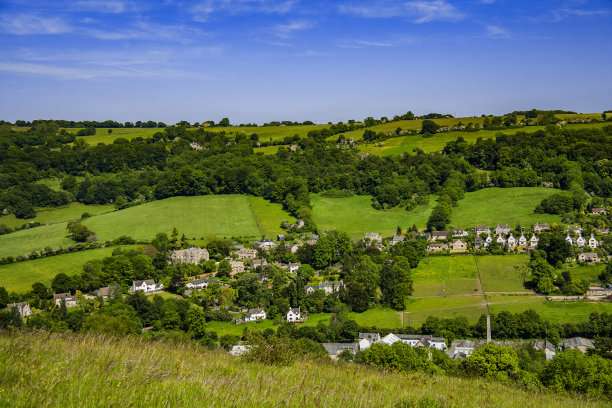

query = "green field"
[487,295,612,323]
[0,246,135,292]
[0,222,73,259]
[247,196,294,238]
[69,128,159,144]
[561,264,606,283]
[412,256,481,297]
[82,195,263,241]
[477,255,530,293]
[0,202,114,229]
[404,296,488,326]
[450,187,562,228]
[311,194,436,239]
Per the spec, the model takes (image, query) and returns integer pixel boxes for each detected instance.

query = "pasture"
[247,196,294,238]
[311,194,436,239]
[0,222,73,259]
[450,187,562,228]
[0,246,135,292]
[403,296,488,326]
[476,255,530,293]
[82,195,263,241]
[0,202,114,229]
[69,127,159,144]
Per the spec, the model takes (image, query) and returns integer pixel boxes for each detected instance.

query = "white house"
[496,234,506,247]
[130,280,163,293]
[186,278,216,290]
[287,307,301,322]
[53,292,78,308]
[452,229,469,237]
[529,234,539,248]
[588,234,598,249]
[507,234,517,248]
[8,302,31,318]
[390,235,405,246]
[565,234,573,246]
[380,333,446,350]
[253,240,277,251]
[518,234,527,247]
[288,262,301,274]
[485,234,493,248]
[244,308,266,322]
[380,333,401,345]
[576,235,586,247]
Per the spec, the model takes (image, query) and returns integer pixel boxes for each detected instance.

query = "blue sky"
[0,0,611,124]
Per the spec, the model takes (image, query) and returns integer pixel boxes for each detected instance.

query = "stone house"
[560,337,595,353]
[8,302,31,318]
[577,252,600,264]
[591,207,607,215]
[495,224,511,235]
[475,225,490,235]
[431,231,449,241]
[450,239,467,253]
[253,240,277,251]
[390,235,405,246]
[170,247,209,264]
[93,286,111,299]
[452,229,468,237]
[427,243,448,252]
[229,260,244,275]
[53,292,78,308]
[533,223,550,233]
[235,247,258,260]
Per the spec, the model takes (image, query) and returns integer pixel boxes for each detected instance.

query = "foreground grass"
[0,331,605,408]
[311,194,436,239]
[450,187,562,228]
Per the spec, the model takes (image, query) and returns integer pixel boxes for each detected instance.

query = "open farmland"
[450,187,562,228]
[0,222,73,259]
[69,127,159,144]
[0,202,114,229]
[311,194,436,239]
[0,246,137,292]
[476,255,531,293]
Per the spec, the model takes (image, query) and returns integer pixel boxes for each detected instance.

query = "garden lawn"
[0,246,136,292]
[82,195,262,241]
[311,194,436,239]
[247,196,294,238]
[0,202,114,229]
[476,255,530,293]
[450,187,562,228]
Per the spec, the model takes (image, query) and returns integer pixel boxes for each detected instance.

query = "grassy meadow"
[247,196,294,238]
[1,331,603,408]
[311,194,436,239]
[70,127,159,144]
[0,222,73,259]
[0,202,114,229]
[476,255,530,293]
[450,187,562,228]
[0,246,136,292]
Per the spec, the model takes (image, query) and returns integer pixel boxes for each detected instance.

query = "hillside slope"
[0,331,606,408]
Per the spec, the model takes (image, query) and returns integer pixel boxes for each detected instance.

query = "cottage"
[447,340,482,359]
[565,234,573,246]
[450,239,467,253]
[170,247,209,264]
[93,286,111,299]
[496,234,506,247]
[415,336,447,351]
[380,333,446,350]
[286,243,300,253]
[495,224,511,235]
[250,258,268,269]
[577,252,600,264]
[529,234,539,248]
[53,292,78,308]
[596,228,609,235]
[560,337,595,353]
[532,340,556,360]
[588,234,598,249]
[566,225,582,234]
[235,247,257,260]
[322,343,358,359]
[427,243,448,252]
[8,302,31,318]
[288,262,301,274]
[518,234,527,247]
[431,231,449,241]
[390,235,405,246]
[296,219,305,228]
[185,277,217,290]
[452,229,468,237]
[591,207,607,215]
[533,223,550,233]
[286,307,301,322]
[244,308,266,322]
[130,280,163,293]
[473,236,485,250]
[507,234,517,248]
[485,234,493,247]
[363,232,382,242]
[475,225,490,235]
[253,239,277,251]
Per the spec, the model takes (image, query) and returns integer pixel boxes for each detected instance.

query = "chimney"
[486,314,491,343]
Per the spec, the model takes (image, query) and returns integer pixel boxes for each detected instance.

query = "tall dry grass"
[0,330,609,408]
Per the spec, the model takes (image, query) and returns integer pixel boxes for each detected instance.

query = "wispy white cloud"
[190,0,297,22]
[272,20,313,38]
[550,6,611,22]
[485,24,509,39]
[338,0,464,23]
[73,0,140,14]
[84,21,209,43]
[0,12,72,35]
[355,40,392,47]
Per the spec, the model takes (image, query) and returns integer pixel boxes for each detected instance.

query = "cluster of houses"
[446,337,595,360]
